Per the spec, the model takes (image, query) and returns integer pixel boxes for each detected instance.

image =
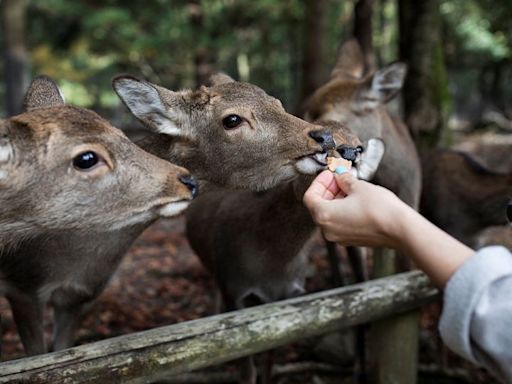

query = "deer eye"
[222,114,243,129]
[73,151,100,170]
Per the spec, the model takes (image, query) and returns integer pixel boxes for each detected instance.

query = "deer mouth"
[294,151,328,175]
[311,152,328,166]
[296,151,328,166]
[159,199,191,218]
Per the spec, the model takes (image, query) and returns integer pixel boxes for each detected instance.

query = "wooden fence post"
[368,248,420,384]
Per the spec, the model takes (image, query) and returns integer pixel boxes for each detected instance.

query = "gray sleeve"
[439,246,512,382]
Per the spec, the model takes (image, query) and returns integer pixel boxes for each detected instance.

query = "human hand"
[303,170,409,249]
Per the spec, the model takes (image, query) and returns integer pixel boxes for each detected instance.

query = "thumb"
[333,172,357,196]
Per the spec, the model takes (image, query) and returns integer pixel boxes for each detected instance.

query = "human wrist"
[381,199,419,252]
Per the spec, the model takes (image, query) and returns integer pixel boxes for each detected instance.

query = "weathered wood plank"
[0,271,439,384]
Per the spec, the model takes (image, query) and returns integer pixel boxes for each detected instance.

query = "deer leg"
[223,296,259,384]
[238,355,257,384]
[7,292,46,355]
[346,246,368,282]
[324,237,345,287]
[50,288,96,351]
[52,303,86,351]
[353,324,368,384]
[260,350,274,384]
[346,246,368,384]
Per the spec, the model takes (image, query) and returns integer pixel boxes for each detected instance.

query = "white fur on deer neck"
[0,141,12,181]
[0,142,12,163]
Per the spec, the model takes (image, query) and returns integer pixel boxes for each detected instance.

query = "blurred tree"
[2,0,29,116]
[354,0,375,71]
[299,0,330,109]
[399,0,450,151]
[441,0,512,128]
[188,0,213,87]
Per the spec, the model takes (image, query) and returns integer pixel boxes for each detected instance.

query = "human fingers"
[304,170,340,203]
[333,172,357,196]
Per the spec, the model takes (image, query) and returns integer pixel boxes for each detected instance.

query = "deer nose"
[507,201,512,222]
[337,145,363,162]
[309,130,336,150]
[179,175,198,198]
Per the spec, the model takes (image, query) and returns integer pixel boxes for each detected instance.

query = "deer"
[0,73,334,357]
[303,39,420,212]
[185,120,385,384]
[301,38,421,279]
[420,148,512,248]
[110,74,343,383]
[0,76,197,356]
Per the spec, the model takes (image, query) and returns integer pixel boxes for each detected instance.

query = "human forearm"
[304,171,475,287]
[393,204,474,287]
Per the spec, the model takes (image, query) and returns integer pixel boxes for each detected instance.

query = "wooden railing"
[0,271,439,384]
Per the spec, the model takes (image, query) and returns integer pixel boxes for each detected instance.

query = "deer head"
[303,39,407,142]
[112,74,335,191]
[0,76,196,248]
[318,120,385,182]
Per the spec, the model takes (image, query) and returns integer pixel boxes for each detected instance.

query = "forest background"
[2,0,512,148]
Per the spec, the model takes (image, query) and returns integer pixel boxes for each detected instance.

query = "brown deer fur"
[420,149,512,247]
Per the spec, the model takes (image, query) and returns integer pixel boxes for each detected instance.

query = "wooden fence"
[0,271,439,384]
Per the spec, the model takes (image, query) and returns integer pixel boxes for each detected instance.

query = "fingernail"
[335,166,347,174]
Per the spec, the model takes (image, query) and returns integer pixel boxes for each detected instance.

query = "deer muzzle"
[308,130,336,151]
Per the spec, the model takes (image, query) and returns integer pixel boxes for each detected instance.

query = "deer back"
[420,149,512,246]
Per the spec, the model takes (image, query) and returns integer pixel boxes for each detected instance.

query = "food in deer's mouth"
[327,156,352,172]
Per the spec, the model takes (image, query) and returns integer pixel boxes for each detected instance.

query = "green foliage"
[441,0,511,64]
[19,0,356,111]
[4,0,511,119]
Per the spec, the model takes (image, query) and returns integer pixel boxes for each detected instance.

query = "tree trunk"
[2,0,29,117]
[399,0,450,151]
[188,1,213,87]
[299,0,329,106]
[353,0,376,72]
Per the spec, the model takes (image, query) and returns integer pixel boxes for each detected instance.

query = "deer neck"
[256,175,318,243]
[0,221,34,254]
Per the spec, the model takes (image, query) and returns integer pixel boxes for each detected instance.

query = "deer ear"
[207,73,235,86]
[112,75,185,136]
[369,62,407,103]
[355,138,385,181]
[355,63,407,111]
[23,75,65,112]
[331,39,365,79]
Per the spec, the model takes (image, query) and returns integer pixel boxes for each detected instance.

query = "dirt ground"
[0,217,499,383]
